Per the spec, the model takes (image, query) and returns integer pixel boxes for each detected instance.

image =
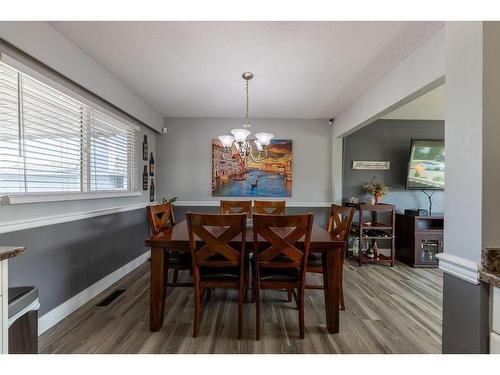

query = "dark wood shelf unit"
[395,213,444,268]
[345,203,396,267]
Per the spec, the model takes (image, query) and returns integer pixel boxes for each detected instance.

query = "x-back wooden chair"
[146,203,192,289]
[220,200,252,215]
[186,212,248,339]
[252,213,314,340]
[306,204,354,310]
[253,200,286,215]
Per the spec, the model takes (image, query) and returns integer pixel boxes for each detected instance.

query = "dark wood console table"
[395,213,444,267]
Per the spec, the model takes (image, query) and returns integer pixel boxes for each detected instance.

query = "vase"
[374,193,382,204]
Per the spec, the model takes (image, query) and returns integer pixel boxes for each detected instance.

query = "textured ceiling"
[382,85,445,120]
[51,21,444,119]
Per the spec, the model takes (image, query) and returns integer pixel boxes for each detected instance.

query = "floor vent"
[96,289,126,307]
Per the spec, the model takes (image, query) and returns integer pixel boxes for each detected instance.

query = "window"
[0,62,137,196]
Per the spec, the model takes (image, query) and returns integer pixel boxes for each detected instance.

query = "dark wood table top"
[146,220,345,252]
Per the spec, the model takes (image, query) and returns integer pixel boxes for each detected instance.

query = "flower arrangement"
[362,178,389,204]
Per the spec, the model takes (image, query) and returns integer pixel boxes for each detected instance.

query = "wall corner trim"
[436,253,479,285]
[0,202,149,234]
[38,250,150,335]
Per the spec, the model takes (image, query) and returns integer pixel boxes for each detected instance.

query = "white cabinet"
[491,332,500,354]
[0,260,7,354]
[492,286,500,334]
[489,286,500,354]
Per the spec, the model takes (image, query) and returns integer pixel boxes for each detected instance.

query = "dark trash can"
[8,287,39,354]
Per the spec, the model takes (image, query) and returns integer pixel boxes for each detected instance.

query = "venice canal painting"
[212,139,292,197]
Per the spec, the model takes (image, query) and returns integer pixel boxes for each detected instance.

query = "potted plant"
[362,178,389,204]
[160,196,178,204]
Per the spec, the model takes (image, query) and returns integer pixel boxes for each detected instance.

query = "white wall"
[332,29,445,139]
[0,22,161,227]
[157,117,332,204]
[444,22,483,264]
[0,21,163,132]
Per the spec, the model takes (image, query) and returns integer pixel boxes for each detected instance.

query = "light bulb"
[218,135,235,148]
[231,128,251,143]
[255,132,274,146]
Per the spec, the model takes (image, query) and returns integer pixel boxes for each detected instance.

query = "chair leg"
[339,278,345,311]
[299,287,305,339]
[287,289,293,302]
[246,266,252,302]
[164,257,170,295]
[255,286,261,341]
[340,247,346,310]
[173,269,179,284]
[193,285,201,337]
[238,285,244,340]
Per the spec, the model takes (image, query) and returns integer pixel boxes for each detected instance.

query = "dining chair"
[252,213,314,340]
[253,200,286,215]
[146,203,192,288]
[220,200,252,214]
[306,204,354,310]
[186,212,248,339]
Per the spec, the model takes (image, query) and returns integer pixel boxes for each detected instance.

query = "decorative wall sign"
[212,139,292,197]
[352,161,391,170]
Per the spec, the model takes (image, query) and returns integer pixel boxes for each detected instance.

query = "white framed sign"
[352,161,390,170]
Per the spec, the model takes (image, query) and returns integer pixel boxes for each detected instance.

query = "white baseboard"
[436,252,479,285]
[38,250,150,335]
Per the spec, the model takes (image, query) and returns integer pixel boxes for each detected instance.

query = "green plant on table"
[160,196,178,204]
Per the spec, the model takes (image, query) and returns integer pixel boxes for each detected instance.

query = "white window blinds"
[89,110,135,191]
[0,61,137,195]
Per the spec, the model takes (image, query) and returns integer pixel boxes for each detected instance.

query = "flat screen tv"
[406,139,445,190]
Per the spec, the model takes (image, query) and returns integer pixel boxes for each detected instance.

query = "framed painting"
[212,139,292,197]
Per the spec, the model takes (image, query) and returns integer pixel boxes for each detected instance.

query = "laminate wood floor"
[39,260,443,354]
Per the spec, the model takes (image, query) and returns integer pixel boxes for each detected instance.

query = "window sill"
[0,191,142,205]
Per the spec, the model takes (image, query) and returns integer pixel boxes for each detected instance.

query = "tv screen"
[406,139,445,190]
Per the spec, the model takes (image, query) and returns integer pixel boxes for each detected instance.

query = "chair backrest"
[253,213,314,282]
[220,200,252,214]
[253,200,286,215]
[146,203,176,234]
[186,212,247,270]
[327,204,355,241]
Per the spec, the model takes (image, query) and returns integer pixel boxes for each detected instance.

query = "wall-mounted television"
[406,139,445,190]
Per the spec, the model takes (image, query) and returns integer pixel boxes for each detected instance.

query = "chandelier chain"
[245,78,249,126]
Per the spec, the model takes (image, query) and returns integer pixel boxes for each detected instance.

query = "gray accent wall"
[157,118,332,204]
[342,119,444,213]
[442,273,489,353]
[3,208,149,315]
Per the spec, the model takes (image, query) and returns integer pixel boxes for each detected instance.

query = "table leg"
[150,246,166,331]
[322,248,341,333]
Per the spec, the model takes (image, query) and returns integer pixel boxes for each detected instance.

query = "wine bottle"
[143,135,148,161]
[149,152,155,176]
[149,179,155,202]
[142,166,148,191]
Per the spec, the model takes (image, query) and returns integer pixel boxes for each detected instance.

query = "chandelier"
[218,72,274,164]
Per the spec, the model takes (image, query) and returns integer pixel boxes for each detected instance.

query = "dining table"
[145,220,345,334]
